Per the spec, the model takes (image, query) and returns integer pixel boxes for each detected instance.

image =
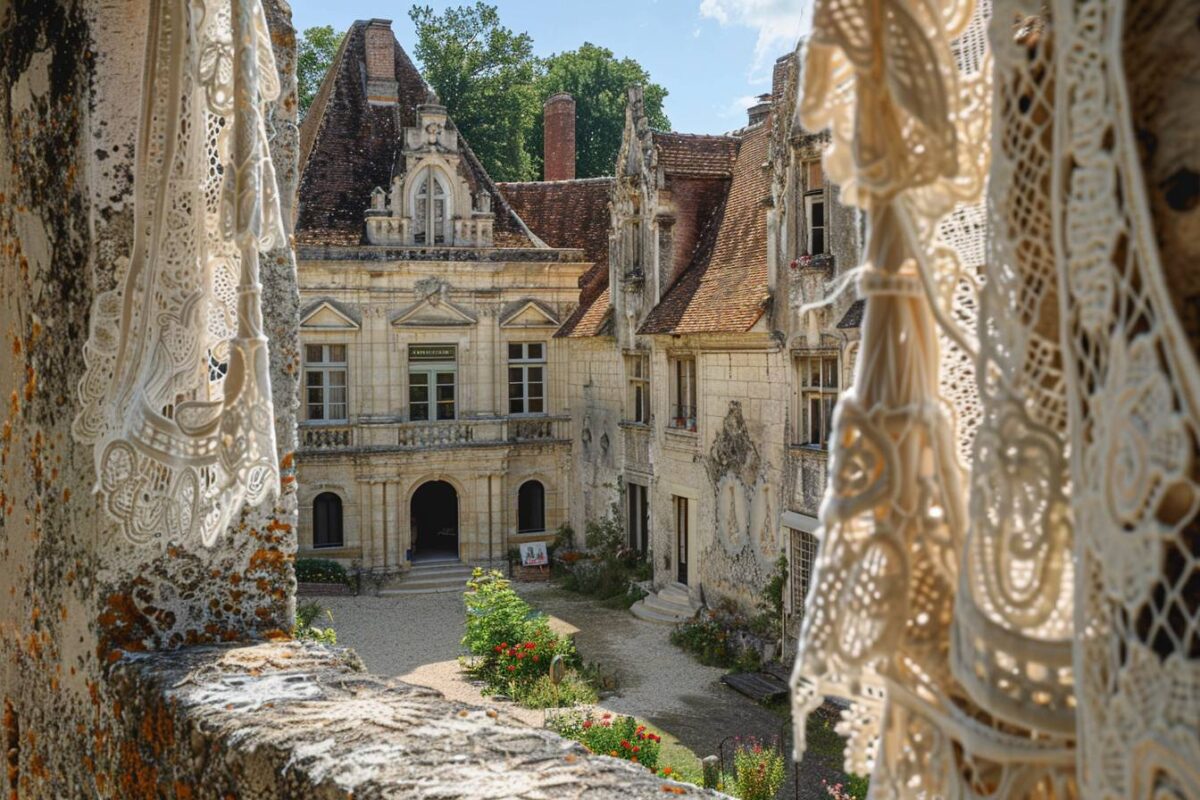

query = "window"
[304,344,348,421]
[628,482,649,554]
[797,354,839,448]
[674,495,690,585]
[412,167,449,245]
[804,160,826,255]
[627,219,642,272]
[626,352,650,424]
[790,527,820,625]
[668,356,697,432]
[312,492,344,548]
[409,344,456,421]
[508,342,546,415]
[517,480,546,533]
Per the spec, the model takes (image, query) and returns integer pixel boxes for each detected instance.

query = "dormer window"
[412,167,449,245]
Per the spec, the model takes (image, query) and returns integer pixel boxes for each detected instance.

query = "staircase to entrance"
[630,583,700,624]
[379,558,474,596]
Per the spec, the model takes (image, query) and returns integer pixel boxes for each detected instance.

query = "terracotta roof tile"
[639,119,773,335]
[497,177,612,267]
[652,132,738,177]
[296,21,532,248]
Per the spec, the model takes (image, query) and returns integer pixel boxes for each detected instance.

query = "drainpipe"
[488,474,494,565]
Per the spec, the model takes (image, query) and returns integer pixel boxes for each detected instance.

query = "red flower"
[531,655,539,662]
[493,645,503,653]
[500,642,508,649]
[507,665,515,672]
[601,713,612,720]
[525,642,536,650]
[602,721,611,728]
[621,740,631,749]
[633,746,639,753]
[582,720,593,729]
[508,648,518,657]
[516,652,525,660]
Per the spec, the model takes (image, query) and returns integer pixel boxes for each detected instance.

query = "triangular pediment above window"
[391,297,478,328]
[499,299,560,328]
[300,299,361,330]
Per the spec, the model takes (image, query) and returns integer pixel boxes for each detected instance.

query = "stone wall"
[565,338,625,538]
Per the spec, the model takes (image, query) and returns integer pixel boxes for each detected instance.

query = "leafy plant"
[750,555,788,639]
[584,504,624,556]
[294,600,337,645]
[729,737,786,800]
[548,711,662,771]
[516,672,597,709]
[297,25,344,115]
[670,613,736,668]
[295,558,350,586]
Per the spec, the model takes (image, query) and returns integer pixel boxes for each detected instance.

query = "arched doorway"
[410,480,459,561]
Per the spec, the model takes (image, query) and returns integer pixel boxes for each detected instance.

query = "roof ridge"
[497,176,614,187]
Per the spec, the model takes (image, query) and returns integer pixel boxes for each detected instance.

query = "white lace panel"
[948,3,1077,741]
[1055,0,1200,796]
[74,0,285,545]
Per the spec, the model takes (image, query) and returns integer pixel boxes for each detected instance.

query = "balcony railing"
[301,425,352,449]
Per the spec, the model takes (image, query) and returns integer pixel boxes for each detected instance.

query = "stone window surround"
[793,349,840,449]
[507,341,547,416]
[305,343,349,422]
[666,352,698,433]
[624,350,651,425]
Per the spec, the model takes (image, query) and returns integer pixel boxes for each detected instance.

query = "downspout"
[488,474,494,565]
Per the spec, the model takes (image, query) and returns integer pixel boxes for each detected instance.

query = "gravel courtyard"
[318,582,850,797]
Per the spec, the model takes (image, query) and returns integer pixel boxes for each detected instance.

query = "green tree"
[409,3,539,182]
[297,25,344,117]
[531,44,671,179]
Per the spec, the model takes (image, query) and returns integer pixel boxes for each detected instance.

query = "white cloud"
[699,0,810,80]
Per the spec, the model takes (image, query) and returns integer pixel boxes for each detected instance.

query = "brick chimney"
[543,92,576,181]
[364,19,398,106]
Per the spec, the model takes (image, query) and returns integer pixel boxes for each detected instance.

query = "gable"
[500,300,559,328]
[300,300,360,330]
[392,298,477,328]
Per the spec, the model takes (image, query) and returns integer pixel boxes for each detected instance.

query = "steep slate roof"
[296,21,534,248]
[652,133,738,178]
[497,177,617,338]
[639,118,772,335]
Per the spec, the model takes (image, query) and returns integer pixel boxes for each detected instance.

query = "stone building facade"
[505,53,863,635]
[294,20,592,570]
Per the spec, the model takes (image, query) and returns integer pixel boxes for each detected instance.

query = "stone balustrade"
[301,425,353,449]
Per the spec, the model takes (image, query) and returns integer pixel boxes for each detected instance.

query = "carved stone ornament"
[73,0,284,545]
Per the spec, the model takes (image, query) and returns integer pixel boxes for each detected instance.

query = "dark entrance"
[675,496,689,585]
[411,480,459,561]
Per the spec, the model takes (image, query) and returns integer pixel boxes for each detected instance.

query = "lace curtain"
[74,0,284,544]
[790,0,1200,797]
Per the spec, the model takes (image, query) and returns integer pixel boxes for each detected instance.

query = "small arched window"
[412,168,449,245]
[517,480,546,533]
[313,492,344,548]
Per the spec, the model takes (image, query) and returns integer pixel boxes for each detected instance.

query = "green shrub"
[461,569,580,703]
[548,711,662,771]
[750,555,788,638]
[670,614,736,668]
[294,600,337,645]
[728,738,786,800]
[515,671,598,708]
[295,558,349,585]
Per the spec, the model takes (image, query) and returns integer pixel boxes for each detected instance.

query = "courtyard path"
[318,583,848,798]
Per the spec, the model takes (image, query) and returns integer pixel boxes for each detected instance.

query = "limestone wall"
[564,337,625,539]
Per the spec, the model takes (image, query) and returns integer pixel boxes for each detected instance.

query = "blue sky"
[289,0,809,135]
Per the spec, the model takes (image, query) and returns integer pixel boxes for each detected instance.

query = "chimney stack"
[364,19,398,106]
[543,92,576,181]
[747,93,772,126]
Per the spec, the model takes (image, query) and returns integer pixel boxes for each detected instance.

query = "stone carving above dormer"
[364,104,495,248]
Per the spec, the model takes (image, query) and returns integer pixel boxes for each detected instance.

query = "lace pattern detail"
[74,0,284,545]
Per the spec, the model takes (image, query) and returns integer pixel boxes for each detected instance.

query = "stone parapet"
[109,642,723,799]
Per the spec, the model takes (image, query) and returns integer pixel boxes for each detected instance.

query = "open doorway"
[411,480,459,562]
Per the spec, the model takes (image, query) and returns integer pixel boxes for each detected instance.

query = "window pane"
[409,385,428,403]
[329,369,346,387]
[528,343,543,360]
[306,370,323,388]
[436,372,455,387]
[807,160,823,188]
[329,403,347,420]
[409,371,428,385]
[328,386,346,406]
[527,366,543,383]
[812,228,825,255]
[436,401,455,420]
[308,403,324,420]
[305,345,323,363]
[510,397,523,414]
[411,403,428,421]
[529,397,543,414]
[328,345,346,363]
[508,343,522,361]
[509,366,523,383]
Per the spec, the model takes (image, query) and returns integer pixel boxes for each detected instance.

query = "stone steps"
[378,560,474,596]
[630,583,700,625]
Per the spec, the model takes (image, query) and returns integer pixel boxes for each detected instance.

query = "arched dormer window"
[412,167,450,245]
[313,492,344,548]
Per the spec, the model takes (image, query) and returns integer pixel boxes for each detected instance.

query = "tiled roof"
[836,298,865,329]
[497,177,613,268]
[652,133,738,178]
[556,284,611,338]
[295,21,533,248]
[639,119,772,335]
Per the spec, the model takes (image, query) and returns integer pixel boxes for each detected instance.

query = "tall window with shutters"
[668,356,697,432]
[304,344,348,422]
[796,353,839,449]
[626,352,650,424]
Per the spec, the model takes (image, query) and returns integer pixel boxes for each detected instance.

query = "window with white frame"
[408,344,457,421]
[797,353,839,448]
[304,344,348,421]
[668,356,697,432]
[626,352,650,424]
[508,342,546,415]
[412,167,449,245]
[804,160,826,255]
[790,527,820,626]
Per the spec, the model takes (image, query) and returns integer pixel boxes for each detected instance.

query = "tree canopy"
[297,25,344,116]
[409,3,540,182]
[408,4,671,182]
[531,44,670,179]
